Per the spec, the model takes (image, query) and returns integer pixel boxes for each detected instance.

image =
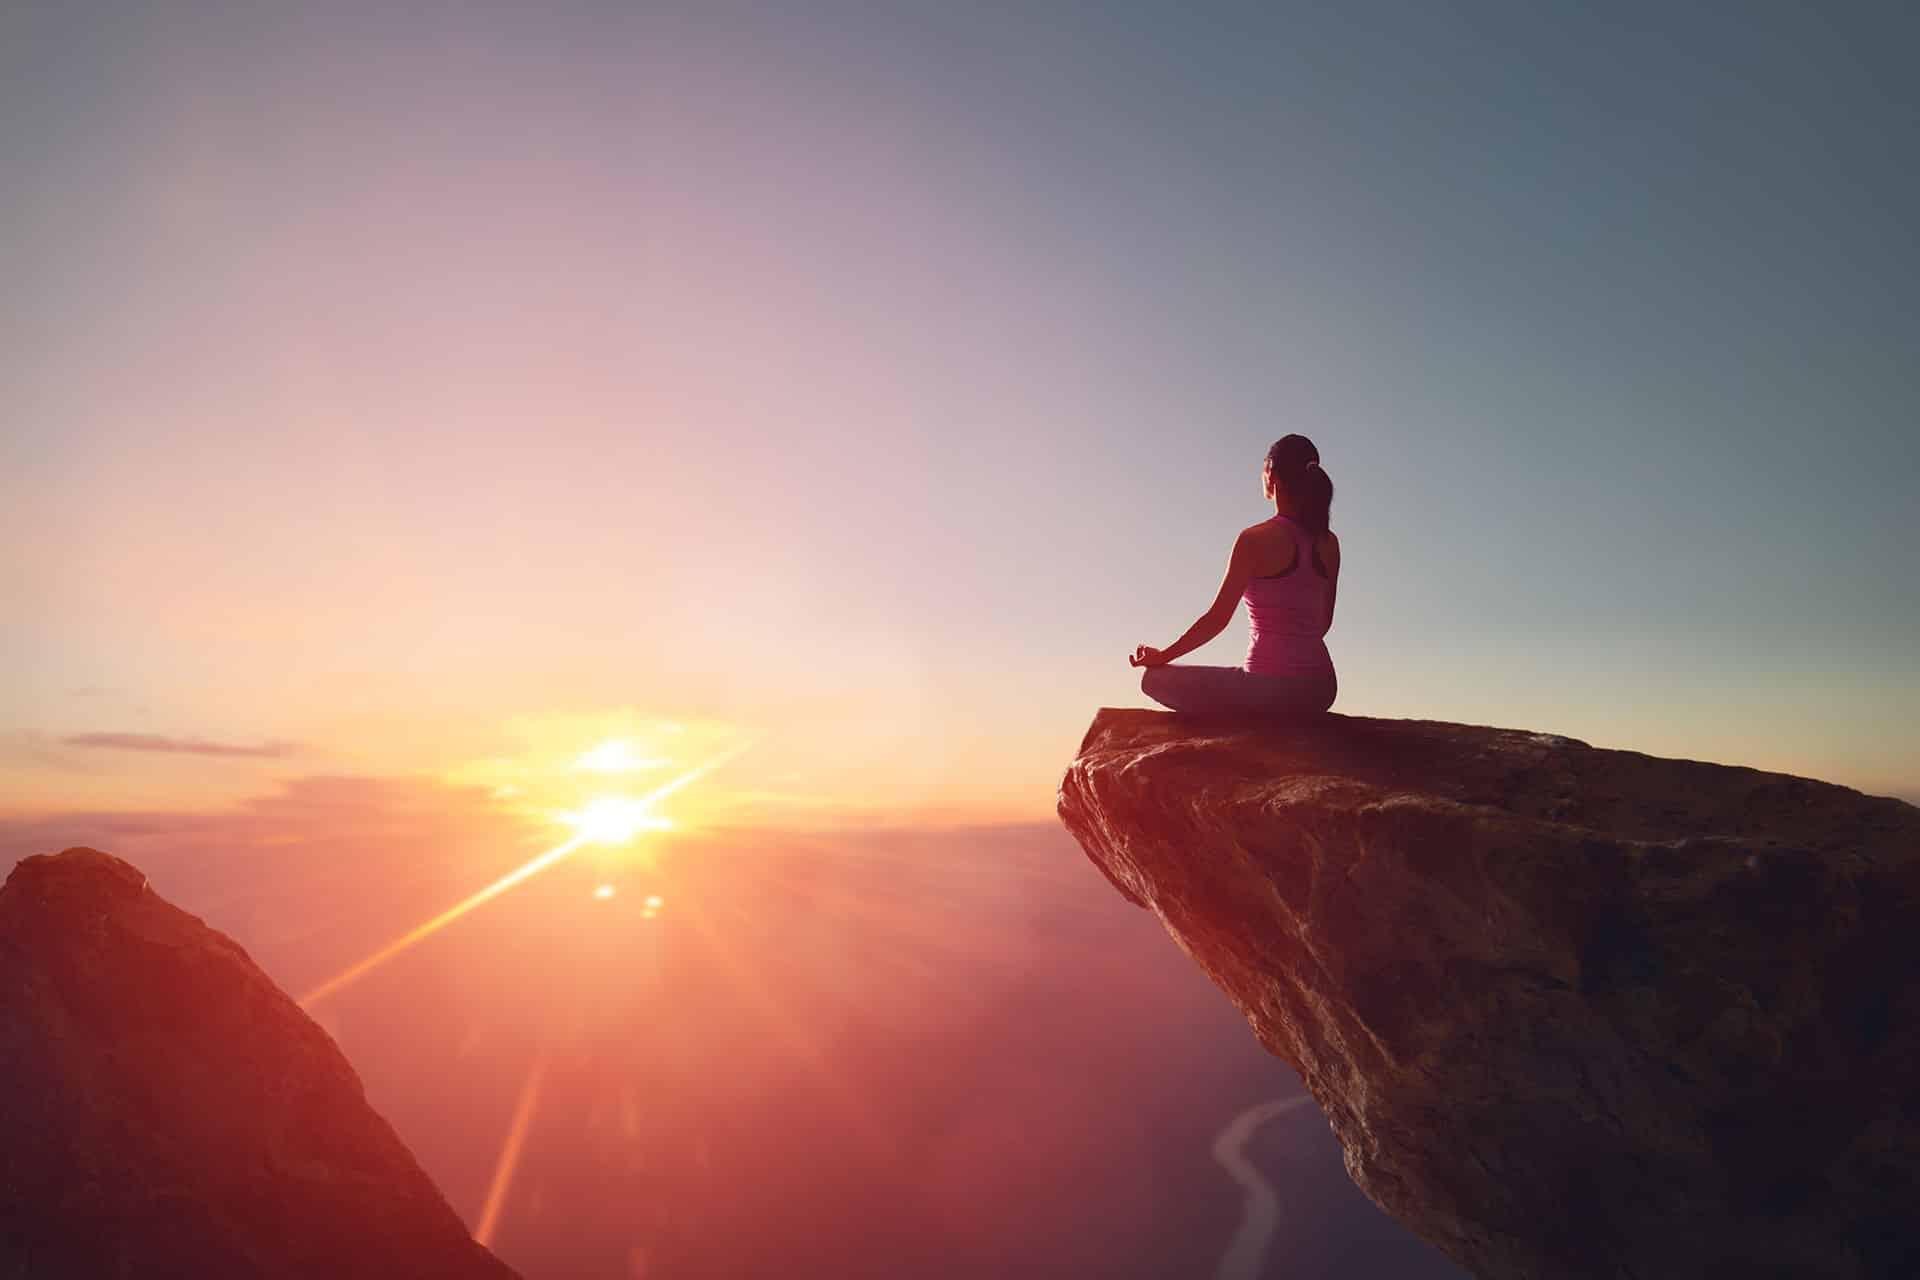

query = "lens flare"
[297,742,754,1008]
[475,1049,549,1248]
[296,833,588,1008]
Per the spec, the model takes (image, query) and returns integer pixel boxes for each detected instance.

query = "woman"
[1130,434,1338,718]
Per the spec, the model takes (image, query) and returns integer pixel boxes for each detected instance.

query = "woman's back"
[1131,431,1339,718]
[1242,515,1335,676]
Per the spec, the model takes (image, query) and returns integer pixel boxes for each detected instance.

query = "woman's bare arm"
[1130,531,1255,667]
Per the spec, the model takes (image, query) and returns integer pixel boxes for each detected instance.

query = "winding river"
[1212,1095,1316,1280]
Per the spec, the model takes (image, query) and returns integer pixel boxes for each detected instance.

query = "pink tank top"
[1242,515,1335,676]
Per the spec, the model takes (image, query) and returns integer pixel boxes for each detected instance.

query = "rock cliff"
[0,847,519,1279]
[1058,709,1920,1279]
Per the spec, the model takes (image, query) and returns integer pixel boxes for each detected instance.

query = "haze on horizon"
[6,0,1917,827]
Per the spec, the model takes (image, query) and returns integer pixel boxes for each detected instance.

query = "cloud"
[60,732,303,758]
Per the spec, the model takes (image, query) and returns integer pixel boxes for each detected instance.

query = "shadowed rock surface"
[0,847,519,1279]
[1058,709,1920,1280]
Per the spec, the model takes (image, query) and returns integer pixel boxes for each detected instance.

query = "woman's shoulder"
[1237,518,1298,555]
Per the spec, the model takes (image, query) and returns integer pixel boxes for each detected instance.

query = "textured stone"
[0,847,519,1279]
[1059,709,1920,1279]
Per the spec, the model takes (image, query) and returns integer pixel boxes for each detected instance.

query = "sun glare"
[573,739,669,774]
[560,794,675,846]
[298,740,756,1008]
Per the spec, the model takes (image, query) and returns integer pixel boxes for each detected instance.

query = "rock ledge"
[1059,709,1920,1279]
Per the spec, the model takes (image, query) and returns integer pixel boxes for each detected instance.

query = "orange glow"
[447,722,764,838]
[298,746,751,1007]
[475,1050,550,1248]
[593,883,617,900]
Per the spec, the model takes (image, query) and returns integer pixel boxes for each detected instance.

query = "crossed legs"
[1140,664,1337,719]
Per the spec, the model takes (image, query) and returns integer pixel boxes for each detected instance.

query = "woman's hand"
[1129,529,1254,672]
[1129,645,1169,668]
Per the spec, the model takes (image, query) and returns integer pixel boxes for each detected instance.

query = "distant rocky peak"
[0,846,520,1279]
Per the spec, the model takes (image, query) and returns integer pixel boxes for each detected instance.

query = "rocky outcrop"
[0,847,519,1279]
[1059,709,1920,1280]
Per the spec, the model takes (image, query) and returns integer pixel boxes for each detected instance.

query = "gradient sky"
[6,0,1917,827]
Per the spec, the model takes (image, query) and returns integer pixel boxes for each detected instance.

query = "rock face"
[0,847,519,1279]
[1059,709,1920,1280]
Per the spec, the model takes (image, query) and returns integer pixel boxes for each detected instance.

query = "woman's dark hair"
[1264,433,1334,538]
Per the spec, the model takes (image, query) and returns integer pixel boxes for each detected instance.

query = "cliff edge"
[1058,709,1920,1279]
[0,847,520,1279]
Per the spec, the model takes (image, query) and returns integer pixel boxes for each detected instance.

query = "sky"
[5,0,1917,829]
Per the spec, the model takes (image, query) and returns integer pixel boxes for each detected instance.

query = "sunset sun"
[559,793,674,846]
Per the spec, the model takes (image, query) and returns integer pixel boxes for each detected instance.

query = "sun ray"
[297,743,755,1008]
[297,833,588,1008]
[475,1049,550,1248]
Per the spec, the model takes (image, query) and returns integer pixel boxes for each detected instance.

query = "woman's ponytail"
[1293,459,1334,538]
[1265,434,1334,537]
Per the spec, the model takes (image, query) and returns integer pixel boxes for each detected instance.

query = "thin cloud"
[61,732,303,759]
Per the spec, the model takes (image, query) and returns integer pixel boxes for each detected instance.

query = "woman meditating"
[1130,434,1338,718]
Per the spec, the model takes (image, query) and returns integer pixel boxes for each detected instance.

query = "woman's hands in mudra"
[1129,645,1170,668]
